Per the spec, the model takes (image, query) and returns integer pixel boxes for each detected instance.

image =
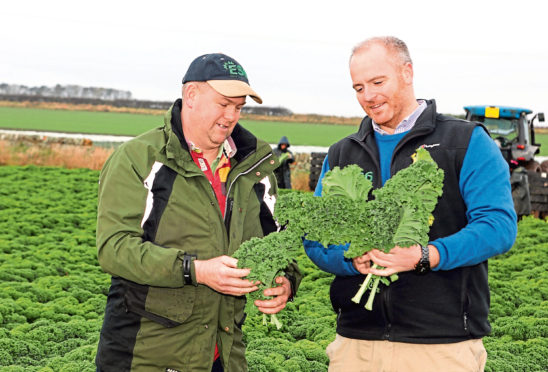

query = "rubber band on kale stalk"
[307,147,444,311]
[232,228,301,330]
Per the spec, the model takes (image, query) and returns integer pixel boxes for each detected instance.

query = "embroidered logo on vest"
[420,143,440,149]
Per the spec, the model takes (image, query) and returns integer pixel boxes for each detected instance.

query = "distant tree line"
[0,83,132,101]
[0,83,293,116]
[243,106,293,116]
[0,94,171,110]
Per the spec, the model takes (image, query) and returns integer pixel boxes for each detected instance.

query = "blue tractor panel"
[464,105,532,119]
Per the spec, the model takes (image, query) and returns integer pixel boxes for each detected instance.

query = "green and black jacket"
[95,99,301,371]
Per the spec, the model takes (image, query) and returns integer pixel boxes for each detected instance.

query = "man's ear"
[402,62,414,85]
[183,83,199,108]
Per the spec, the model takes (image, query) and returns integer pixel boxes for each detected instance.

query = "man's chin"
[370,115,389,126]
[365,110,384,122]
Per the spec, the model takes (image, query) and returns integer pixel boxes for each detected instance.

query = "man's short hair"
[351,36,413,65]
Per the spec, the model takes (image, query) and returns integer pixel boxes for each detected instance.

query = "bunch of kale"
[233,147,444,325]
[233,229,301,329]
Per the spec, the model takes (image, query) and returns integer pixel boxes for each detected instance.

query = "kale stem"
[270,314,282,330]
[351,264,378,304]
[364,276,380,311]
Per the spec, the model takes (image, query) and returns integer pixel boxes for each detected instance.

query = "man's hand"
[364,244,440,276]
[352,252,372,274]
[194,255,258,296]
[254,276,292,314]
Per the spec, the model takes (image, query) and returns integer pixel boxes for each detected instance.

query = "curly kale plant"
[276,147,444,310]
[343,148,444,309]
[232,229,301,329]
[233,148,443,322]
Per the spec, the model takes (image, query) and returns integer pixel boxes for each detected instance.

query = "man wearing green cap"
[95,53,301,372]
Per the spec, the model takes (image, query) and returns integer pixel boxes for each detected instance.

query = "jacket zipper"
[224,198,234,233]
[383,126,432,339]
[382,284,392,340]
[222,153,274,242]
[223,152,273,222]
[461,266,471,334]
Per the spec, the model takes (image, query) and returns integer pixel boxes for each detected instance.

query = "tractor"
[464,105,547,218]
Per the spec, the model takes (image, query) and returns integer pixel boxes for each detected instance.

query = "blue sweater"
[304,126,517,275]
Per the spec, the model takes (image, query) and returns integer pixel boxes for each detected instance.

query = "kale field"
[0,165,547,371]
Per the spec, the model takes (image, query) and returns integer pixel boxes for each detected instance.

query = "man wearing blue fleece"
[304,36,517,372]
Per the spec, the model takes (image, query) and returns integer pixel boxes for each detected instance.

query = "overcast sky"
[2,0,547,118]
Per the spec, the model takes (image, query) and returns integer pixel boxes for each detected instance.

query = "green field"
[0,106,159,137]
[2,106,548,154]
[534,131,548,156]
[0,106,358,147]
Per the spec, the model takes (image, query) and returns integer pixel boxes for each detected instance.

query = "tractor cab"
[464,105,547,218]
[464,105,545,171]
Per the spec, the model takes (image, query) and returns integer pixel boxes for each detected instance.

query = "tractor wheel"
[528,170,548,219]
[511,168,531,218]
[309,152,327,191]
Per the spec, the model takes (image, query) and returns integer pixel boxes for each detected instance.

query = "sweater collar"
[371,100,427,135]
[354,99,438,142]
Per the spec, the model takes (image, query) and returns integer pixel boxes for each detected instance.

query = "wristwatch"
[414,245,431,274]
[182,254,197,285]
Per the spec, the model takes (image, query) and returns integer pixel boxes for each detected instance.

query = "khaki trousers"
[326,334,487,372]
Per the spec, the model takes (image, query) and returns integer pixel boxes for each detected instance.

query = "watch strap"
[183,254,197,285]
[414,244,431,274]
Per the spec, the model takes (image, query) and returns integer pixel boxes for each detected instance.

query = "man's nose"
[224,107,238,121]
[360,87,377,102]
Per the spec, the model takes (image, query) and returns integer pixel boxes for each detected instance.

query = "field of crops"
[0,106,358,147]
[0,165,547,371]
[4,106,548,154]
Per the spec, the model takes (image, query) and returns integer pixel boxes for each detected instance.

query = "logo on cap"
[223,61,247,78]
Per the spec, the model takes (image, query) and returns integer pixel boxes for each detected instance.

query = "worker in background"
[273,135,295,189]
